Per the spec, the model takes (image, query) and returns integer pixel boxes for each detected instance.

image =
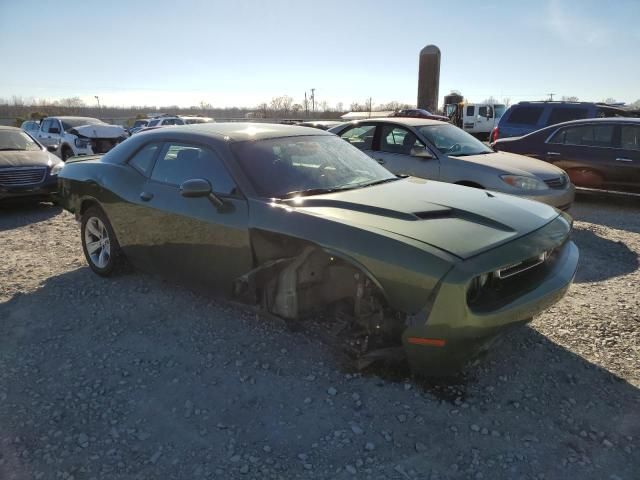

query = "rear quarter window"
[546,107,589,126]
[505,106,544,125]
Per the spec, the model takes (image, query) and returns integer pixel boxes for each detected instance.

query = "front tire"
[61,146,74,161]
[81,206,124,276]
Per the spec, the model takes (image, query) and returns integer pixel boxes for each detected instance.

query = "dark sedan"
[0,126,64,202]
[493,118,640,194]
[58,123,578,375]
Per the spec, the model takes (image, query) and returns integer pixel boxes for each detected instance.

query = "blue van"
[491,101,633,143]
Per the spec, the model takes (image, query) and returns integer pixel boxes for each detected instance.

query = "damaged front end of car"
[233,231,410,369]
[233,212,578,377]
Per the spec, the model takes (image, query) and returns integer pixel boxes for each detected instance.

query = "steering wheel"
[446,143,462,154]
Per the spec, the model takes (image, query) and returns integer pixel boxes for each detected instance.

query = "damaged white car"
[35,116,127,160]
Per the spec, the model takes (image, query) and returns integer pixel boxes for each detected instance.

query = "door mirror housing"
[180,178,212,197]
[180,178,224,207]
[410,146,434,159]
[46,144,59,153]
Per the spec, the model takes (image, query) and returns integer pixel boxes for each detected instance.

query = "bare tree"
[335,102,344,112]
[629,99,640,109]
[281,95,293,116]
[603,97,617,104]
[483,96,498,104]
[11,95,24,106]
[59,97,85,108]
[502,97,511,107]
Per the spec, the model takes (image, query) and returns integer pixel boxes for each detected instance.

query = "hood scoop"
[413,210,452,220]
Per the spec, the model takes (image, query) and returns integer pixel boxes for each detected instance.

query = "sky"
[0,0,638,109]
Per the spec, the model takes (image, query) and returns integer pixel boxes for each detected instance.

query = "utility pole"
[311,88,315,115]
[304,92,308,117]
[547,93,555,101]
[95,95,101,109]
[368,97,372,117]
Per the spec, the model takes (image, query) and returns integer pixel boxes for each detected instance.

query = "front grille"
[0,167,47,187]
[544,176,567,189]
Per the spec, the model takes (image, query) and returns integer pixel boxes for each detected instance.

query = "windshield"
[232,135,397,198]
[60,117,105,131]
[419,124,493,156]
[0,130,42,151]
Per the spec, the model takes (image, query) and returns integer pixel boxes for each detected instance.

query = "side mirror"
[410,146,434,159]
[49,127,60,134]
[180,178,224,207]
[47,145,59,153]
[180,178,212,197]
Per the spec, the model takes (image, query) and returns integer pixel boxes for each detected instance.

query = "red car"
[390,109,450,122]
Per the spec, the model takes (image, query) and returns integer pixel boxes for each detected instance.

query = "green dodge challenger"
[58,123,579,375]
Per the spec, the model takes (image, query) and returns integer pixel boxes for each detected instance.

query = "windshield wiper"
[0,148,26,151]
[355,177,402,188]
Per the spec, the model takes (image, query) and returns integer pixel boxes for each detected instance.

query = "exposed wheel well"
[79,198,101,216]
[455,180,485,189]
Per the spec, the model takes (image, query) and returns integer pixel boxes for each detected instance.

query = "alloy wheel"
[84,216,111,269]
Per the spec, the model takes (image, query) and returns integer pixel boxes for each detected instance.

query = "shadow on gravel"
[1,268,639,479]
[0,199,62,231]
[571,226,638,283]
[573,192,640,234]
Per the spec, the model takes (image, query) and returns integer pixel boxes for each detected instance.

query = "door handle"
[140,191,154,201]
[376,158,385,165]
[546,152,560,156]
[615,157,633,162]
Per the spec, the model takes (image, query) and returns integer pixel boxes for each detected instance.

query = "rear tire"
[81,206,124,276]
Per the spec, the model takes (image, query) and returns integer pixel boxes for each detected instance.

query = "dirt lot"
[0,195,638,480]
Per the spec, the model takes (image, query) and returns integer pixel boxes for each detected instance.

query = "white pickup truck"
[35,116,127,160]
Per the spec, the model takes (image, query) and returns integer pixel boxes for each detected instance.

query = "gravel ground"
[0,195,638,480]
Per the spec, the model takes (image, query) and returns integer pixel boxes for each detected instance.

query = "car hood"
[451,151,564,179]
[0,150,60,168]
[279,177,559,259]
[67,124,125,138]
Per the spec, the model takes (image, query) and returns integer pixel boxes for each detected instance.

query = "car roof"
[47,116,102,121]
[137,122,334,142]
[342,117,447,127]
[545,117,640,128]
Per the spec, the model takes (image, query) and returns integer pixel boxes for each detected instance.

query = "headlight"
[51,162,65,176]
[75,138,91,148]
[500,175,547,190]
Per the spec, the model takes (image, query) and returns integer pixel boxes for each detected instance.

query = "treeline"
[0,95,416,127]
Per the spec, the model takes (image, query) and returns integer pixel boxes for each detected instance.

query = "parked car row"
[56,122,579,375]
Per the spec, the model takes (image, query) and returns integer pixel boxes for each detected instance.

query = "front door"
[37,119,54,147]
[545,123,619,190]
[135,141,252,294]
[373,124,440,180]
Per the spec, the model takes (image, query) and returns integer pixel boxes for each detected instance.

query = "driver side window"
[150,142,237,195]
[379,125,423,155]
